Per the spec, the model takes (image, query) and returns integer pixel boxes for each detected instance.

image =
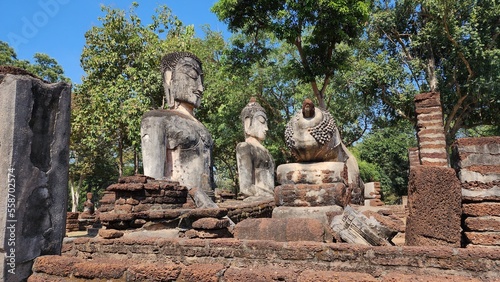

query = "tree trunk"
[118,134,124,177]
[134,147,139,175]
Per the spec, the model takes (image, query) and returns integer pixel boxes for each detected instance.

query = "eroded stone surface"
[405,166,462,247]
[32,238,500,281]
[331,206,398,246]
[272,205,343,225]
[274,183,349,207]
[233,218,331,242]
[0,74,71,281]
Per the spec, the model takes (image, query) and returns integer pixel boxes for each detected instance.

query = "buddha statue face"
[162,53,204,110]
[241,99,268,142]
[246,112,268,141]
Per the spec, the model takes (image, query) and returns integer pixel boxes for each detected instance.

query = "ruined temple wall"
[28,237,500,281]
[452,136,500,248]
[406,92,463,247]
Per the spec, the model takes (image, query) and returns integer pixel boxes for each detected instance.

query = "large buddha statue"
[141,52,214,197]
[236,98,275,200]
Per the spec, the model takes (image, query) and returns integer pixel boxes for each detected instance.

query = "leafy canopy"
[212,0,372,109]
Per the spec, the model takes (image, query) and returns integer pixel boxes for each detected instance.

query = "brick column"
[414,92,448,167]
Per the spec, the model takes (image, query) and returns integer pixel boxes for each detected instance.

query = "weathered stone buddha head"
[240,97,268,141]
[161,52,204,109]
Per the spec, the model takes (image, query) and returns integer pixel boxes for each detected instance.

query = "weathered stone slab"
[272,206,343,225]
[364,199,384,207]
[98,229,124,239]
[405,166,462,247]
[274,183,349,207]
[464,232,500,246]
[462,186,500,202]
[0,74,71,281]
[463,202,500,217]
[464,216,500,232]
[186,208,228,219]
[277,162,346,185]
[459,170,500,184]
[233,218,331,242]
[118,175,153,184]
[192,217,231,230]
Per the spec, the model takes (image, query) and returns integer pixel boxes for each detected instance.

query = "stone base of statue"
[275,162,355,207]
[98,175,233,238]
[274,183,349,207]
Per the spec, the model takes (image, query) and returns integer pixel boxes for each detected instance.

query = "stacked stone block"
[405,92,464,247]
[98,175,233,238]
[66,212,80,233]
[219,199,275,223]
[452,137,500,247]
[98,175,188,229]
[275,162,350,207]
[183,209,233,239]
[414,92,448,167]
[364,182,383,206]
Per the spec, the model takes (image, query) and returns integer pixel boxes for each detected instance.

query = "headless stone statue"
[236,98,275,200]
[83,192,95,215]
[141,52,216,207]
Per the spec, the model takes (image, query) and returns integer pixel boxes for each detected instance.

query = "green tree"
[0,40,68,83]
[366,0,500,146]
[212,0,372,109]
[75,3,178,178]
[0,41,17,65]
[355,120,417,201]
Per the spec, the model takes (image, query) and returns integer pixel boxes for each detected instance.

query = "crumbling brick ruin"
[452,137,500,248]
[7,82,499,280]
[407,92,500,250]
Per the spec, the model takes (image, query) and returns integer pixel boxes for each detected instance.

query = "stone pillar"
[452,137,500,247]
[414,92,448,167]
[405,166,462,247]
[0,74,71,281]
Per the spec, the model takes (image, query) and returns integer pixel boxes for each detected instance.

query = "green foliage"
[354,120,417,202]
[0,41,17,65]
[212,0,372,109]
[366,0,500,146]
[0,41,68,83]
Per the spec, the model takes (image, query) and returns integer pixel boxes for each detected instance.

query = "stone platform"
[29,237,500,281]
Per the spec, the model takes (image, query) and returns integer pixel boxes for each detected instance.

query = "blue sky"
[0,0,229,84]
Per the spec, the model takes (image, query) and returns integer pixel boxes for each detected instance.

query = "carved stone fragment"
[0,72,71,281]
